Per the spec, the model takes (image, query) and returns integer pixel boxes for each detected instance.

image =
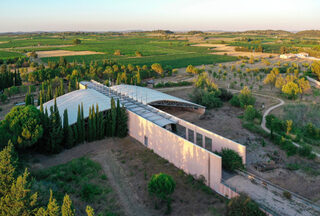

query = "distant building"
[280,54,296,59]
[296,52,309,58]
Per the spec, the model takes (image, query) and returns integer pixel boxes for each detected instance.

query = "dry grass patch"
[36,50,104,58]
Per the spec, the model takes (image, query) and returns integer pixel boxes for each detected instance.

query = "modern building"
[42,80,246,198]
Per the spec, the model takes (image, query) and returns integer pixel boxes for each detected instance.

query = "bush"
[148,173,175,214]
[266,115,286,134]
[219,88,233,101]
[230,95,240,107]
[80,183,102,202]
[0,93,8,103]
[283,191,292,200]
[217,149,244,171]
[148,173,175,201]
[190,88,222,109]
[298,145,313,157]
[244,105,257,121]
[226,193,266,216]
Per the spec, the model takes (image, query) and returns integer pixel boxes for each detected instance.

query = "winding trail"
[260,97,284,133]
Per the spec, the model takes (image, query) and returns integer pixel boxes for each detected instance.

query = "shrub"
[80,183,102,202]
[283,191,292,200]
[148,173,175,214]
[190,88,222,109]
[244,105,257,121]
[148,173,175,201]
[286,163,300,171]
[0,93,7,103]
[230,95,240,107]
[73,38,81,44]
[219,88,233,101]
[217,149,244,171]
[226,193,266,216]
[238,86,255,108]
[298,145,312,157]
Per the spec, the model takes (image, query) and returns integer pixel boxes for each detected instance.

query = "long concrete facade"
[80,80,245,198]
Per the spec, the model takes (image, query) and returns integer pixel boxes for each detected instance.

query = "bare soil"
[30,137,226,216]
[192,44,273,58]
[36,50,104,58]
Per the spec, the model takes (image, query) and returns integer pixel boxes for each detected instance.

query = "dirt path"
[257,93,320,158]
[31,138,157,216]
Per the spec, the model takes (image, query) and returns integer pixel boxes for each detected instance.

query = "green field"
[33,36,238,67]
[0,50,24,59]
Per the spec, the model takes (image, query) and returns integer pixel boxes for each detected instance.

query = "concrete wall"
[177,118,246,164]
[127,110,223,190]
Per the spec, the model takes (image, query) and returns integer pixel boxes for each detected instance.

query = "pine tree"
[61,194,75,216]
[0,141,16,196]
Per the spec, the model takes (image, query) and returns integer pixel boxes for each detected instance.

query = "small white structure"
[280,54,296,59]
[296,52,309,58]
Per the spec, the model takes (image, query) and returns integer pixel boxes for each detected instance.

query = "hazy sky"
[1,0,320,32]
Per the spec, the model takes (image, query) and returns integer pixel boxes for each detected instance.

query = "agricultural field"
[0,50,23,59]
[0,34,237,67]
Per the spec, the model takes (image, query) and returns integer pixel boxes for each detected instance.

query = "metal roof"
[40,89,111,126]
[82,80,178,127]
[110,84,204,108]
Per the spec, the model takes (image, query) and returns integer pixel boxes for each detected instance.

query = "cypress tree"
[25,94,30,106]
[46,190,60,216]
[111,98,116,136]
[68,81,71,92]
[61,194,75,216]
[76,104,81,143]
[116,99,121,136]
[40,94,44,113]
[63,109,69,147]
[72,125,78,145]
[118,105,128,138]
[88,107,92,141]
[81,103,85,143]
[92,105,96,140]
[60,79,65,96]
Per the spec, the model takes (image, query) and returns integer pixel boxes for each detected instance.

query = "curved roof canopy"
[110,84,204,108]
[41,89,111,126]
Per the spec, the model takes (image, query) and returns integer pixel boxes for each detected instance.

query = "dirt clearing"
[192,44,273,58]
[36,50,104,58]
[30,137,226,216]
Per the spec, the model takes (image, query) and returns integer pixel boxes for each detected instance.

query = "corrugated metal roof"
[110,84,204,108]
[41,89,111,126]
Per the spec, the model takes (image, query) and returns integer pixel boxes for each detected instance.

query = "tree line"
[0,96,128,153]
[0,64,22,91]
[22,57,171,87]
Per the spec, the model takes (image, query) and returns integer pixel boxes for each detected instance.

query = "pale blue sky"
[1,0,319,32]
